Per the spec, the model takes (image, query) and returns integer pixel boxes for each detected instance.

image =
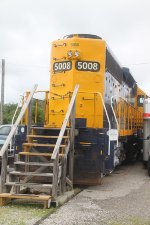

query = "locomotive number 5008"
[53,61,72,72]
[76,61,100,72]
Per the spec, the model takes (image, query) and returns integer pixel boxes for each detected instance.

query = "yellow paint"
[32,34,145,138]
[79,142,92,145]
[47,36,106,128]
[114,98,143,137]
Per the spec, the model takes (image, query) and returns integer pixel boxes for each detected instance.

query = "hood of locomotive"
[48,34,106,129]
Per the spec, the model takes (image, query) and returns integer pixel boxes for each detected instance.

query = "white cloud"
[0,0,150,102]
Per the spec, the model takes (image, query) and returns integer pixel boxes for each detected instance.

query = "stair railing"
[0,84,38,193]
[23,90,49,130]
[77,91,111,156]
[118,97,143,135]
[51,84,79,197]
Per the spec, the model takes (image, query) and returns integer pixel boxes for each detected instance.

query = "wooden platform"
[9,171,53,177]
[23,143,66,147]
[14,161,54,167]
[19,152,64,157]
[0,193,51,208]
[27,135,69,139]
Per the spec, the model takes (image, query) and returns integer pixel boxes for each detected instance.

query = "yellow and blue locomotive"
[46,34,146,184]
[1,34,148,208]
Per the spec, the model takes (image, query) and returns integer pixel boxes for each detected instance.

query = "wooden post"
[0,150,8,193]
[61,141,70,193]
[52,154,59,198]
[27,99,32,134]
[69,101,76,184]
[61,158,67,193]
[0,59,5,124]
[44,92,49,126]
[35,99,38,124]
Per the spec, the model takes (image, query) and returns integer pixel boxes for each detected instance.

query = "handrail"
[119,97,142,114]
[0,84,38,157]
[111,95,119,147]
[9,96,24,152]
[11,96,24,125]
[51,84,79,160]
[67,90,111,155]
[96,92,111,155]
[116,96,143,132]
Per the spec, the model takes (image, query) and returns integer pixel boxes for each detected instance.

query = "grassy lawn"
[0,201,55,225]
[107,216,150,225]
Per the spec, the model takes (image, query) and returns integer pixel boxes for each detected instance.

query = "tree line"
[3,99,44,125]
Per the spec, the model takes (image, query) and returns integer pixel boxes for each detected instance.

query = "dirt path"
[40,163,150,225]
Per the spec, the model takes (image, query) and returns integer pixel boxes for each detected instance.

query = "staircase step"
[19,152,64,157]
[5,182,53,188]
[9,171,53,177]
[23,143,66,147]
[31,127,70,130]
[14,161,54,167]
[28,135,69,139]
[0,193,51,208]
[0,193,51,200]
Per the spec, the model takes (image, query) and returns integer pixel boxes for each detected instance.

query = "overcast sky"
[0,0,150,103]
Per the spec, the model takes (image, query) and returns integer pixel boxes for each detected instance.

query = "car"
[0,124,12,141]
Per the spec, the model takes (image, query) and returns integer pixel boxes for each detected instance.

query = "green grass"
[0,202,55,225]
[107,216,150,225]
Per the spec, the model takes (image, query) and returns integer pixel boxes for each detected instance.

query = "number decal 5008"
[53,61,72,72]
[75,61,100,72]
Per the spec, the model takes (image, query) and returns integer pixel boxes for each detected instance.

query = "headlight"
[74,51,80,57]
[67,50,73,58]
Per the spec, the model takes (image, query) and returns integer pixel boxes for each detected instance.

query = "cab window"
[137,95,144,107]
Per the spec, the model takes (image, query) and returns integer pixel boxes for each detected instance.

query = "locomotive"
[48,34,147,185]
[1,34,148,208]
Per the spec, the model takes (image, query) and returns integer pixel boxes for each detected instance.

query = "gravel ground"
[40,162,150,225]
[0,203,53,225]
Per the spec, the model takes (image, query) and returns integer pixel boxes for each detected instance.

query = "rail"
[96,92,111,155]
[72,90,111,156]
[23,90,49,128]
[11,96,23,125]
[8,96,24,153]
[51,84,79,160]
[0,84,38,192]
[119,97,143,133]
[111,95,119,147]
[51,84,79,197]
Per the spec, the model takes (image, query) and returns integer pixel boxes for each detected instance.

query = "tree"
[3,103,18,124]
[3,100,45,125]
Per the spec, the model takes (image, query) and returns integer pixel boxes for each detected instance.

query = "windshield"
[0,126,11,135]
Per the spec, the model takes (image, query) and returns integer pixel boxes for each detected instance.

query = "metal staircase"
[0,84,79,208]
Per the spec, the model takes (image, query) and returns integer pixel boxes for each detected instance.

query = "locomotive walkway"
[39,162,150,225]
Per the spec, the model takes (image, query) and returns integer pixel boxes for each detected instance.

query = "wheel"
[148,157,150,176]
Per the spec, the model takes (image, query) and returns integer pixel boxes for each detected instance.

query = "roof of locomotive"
[63,34,102,39]
[62,34,137,89]
[122,67,136,88]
